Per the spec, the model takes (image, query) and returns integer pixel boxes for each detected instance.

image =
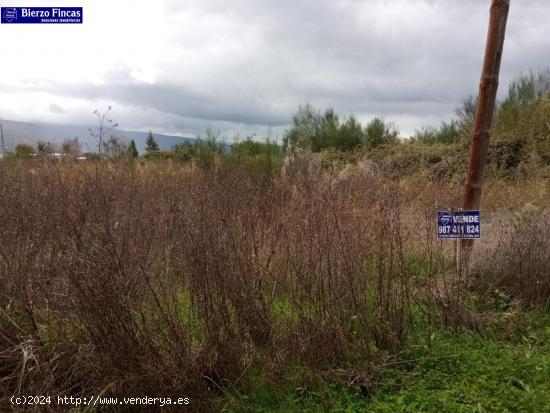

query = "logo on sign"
[439,213,452,225]
[2,8,17,22]
[1,7,83,24]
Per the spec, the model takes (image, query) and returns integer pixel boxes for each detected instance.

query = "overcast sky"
[1,0,549,140]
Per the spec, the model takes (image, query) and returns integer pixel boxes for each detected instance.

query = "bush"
[142,149,177,160]
[14,144,34,158]
[413,120,460,144]
[487,138,525,171]
[0,159,421,407]
[475,208,550,308]
[366,140,467,180]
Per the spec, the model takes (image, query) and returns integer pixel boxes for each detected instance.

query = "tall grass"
[0,157,546,410]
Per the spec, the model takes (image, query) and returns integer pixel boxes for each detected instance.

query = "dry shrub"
[474,207,550,308]
[0,161,210,410]
[5,155,542,408]
[282,159,414,358]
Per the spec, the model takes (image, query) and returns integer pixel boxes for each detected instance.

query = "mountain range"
[0,119,195,155]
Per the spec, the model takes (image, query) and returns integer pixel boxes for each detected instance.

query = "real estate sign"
[437,210,480,240]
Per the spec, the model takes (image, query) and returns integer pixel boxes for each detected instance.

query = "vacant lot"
[1,157,549,412]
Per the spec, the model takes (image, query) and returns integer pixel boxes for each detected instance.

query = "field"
[0,149,548,412]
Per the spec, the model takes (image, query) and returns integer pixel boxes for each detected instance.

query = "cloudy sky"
[0,0,549,140]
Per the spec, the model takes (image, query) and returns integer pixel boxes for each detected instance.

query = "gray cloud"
[49,104,66,114]
[1,0,549,137]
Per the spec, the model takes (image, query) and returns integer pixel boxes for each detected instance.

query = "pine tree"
[145,131,159,152]
[128,139,139,157]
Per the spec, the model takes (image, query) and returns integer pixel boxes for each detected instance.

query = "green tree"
[285,105,399,152]
[315,108,339,151]
[501,69,550,109]
[128,139,139,157]
[414,120,459,144]
[456,95,477,134]
[145,131,159,152]
[283,104,321,151]
[364,118,398,149]
[531,92,550,162]
[337,115,363,150]
[283,105,360,152]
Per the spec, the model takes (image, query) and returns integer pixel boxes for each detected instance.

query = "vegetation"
[282,104,397,152]
[221,313,550,412]
[0,154,548,412]
[89,106,118,154]
[14,143,34,158]
[413,120,460,144]
[145,131,160,152]
[128,139,139,158]
[0,68,549,412]
[61,138,82,158]
[36,140,56,155]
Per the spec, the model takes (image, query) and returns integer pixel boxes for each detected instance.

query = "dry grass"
[0,157,547,411]
[473,208,550,308]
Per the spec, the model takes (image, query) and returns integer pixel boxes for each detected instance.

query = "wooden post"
[461,0,510,266]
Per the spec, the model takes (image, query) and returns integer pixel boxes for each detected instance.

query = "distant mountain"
[0,119,195,155]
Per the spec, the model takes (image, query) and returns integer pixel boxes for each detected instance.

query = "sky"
[0,0,549,140]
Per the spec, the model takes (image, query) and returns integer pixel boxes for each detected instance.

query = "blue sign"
[437,210,480,239]
[1,7,83,24]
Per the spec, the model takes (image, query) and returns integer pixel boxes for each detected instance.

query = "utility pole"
[460,0,510,268]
